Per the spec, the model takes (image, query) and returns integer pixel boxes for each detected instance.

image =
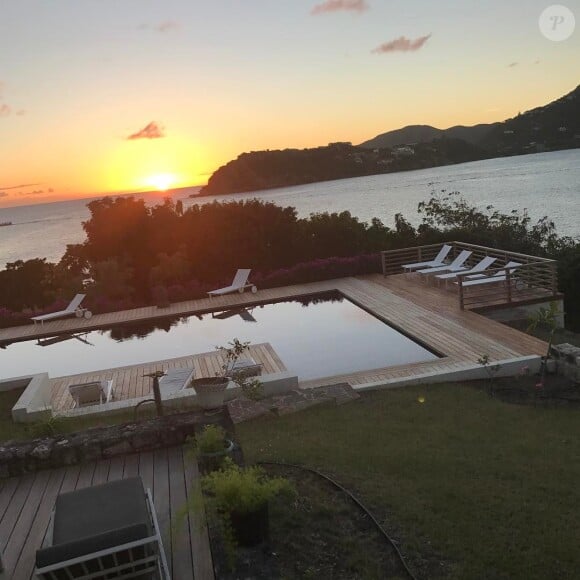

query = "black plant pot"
[230,503,269,547]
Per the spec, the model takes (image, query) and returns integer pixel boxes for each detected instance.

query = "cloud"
[0,191,7,198]
[127,122,165,140]
[0,104,11,117]
[17,189,45,196]
[311,0,368,15]
[15,109,26,116]
[156,20,179,32]
[0,183,42,190]
[139,20,180,32]
[372,34,431,54]
[508,61,519,68]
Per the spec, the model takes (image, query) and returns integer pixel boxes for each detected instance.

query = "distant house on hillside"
[392,145,415,157]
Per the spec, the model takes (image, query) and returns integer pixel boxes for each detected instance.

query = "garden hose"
[257,461,419,580]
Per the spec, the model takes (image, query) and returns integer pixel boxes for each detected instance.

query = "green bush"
[202,459,295,516]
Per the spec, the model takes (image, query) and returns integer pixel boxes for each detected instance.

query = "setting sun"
[145,173,177,192]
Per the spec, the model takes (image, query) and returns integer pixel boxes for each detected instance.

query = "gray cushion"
[36,523,150,569]
[36,477,152,568]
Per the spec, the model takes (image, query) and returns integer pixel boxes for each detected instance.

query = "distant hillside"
[359,123,499,149]
[197,83,580,197]
[361,84,580,152]
[480,84,580,154]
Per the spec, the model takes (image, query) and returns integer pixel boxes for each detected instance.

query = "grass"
[237,383,580,580]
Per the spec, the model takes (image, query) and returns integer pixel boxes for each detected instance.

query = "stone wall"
[0,409,235,479]
[551,343,580,382]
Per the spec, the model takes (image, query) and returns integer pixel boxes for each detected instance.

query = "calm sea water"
[0,149,578,268]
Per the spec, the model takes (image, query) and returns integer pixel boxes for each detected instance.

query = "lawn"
[237,383,580,580]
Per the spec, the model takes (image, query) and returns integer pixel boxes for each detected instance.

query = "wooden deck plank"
[0,478,19,523]
[168,446,194,578]
[91,459,111,485]
[184,451,215,580]
[0,474,35,555]
[108,455,125,481]
[123,453,140,478]
[2,470,51,576]
[138,450,155,495]
[9,468,66,580]
[152,448,172,576]
[76,461,96,490]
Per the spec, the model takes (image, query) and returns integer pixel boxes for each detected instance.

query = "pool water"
[0,293,438,380]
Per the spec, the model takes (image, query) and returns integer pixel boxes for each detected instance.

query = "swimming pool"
[0,292,438,380]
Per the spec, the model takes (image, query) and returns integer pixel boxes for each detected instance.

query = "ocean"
[0,149,579,269]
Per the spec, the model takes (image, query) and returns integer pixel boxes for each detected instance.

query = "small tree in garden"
[477,354,501,395]
[217,339,263,401]
[527,301,562,381]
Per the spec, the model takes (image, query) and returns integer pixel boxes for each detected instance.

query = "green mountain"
[361,84,580,152]
[197,84,580,197]
[359,123,499,149]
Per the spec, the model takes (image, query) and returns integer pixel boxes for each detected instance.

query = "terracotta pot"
[191,377,229,409]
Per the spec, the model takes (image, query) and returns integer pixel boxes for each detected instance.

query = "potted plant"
[191,339,262,410]
[200,459,294,566]
[190,424,234,474]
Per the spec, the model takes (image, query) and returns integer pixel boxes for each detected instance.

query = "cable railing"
[381,242,559,310]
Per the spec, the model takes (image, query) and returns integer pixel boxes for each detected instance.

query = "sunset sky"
[1,0,578,206]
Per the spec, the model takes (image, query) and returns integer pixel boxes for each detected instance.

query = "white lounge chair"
[158,367,195,397]
[226,356,263,378]
[69,380,114,408]
[435,256,497,281]
[31,294,91,325]
[417,250,472,276]
[457,261,522,287]
[208,269,257,297]
[35,477,170,580]
[402,244,452,273]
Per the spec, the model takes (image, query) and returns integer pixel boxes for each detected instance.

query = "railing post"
[381,252,386,276]
[458,276,465,310]
[550,262,558,296]
[506,270,512,303]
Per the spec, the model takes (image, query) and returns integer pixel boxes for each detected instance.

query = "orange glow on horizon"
[144,173,178,191]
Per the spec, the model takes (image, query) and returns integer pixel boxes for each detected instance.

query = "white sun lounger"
[158,367,195,397]
[457,261,522,287]
[208,269,257,297]
[69,379,114,408]
[435,256,497,281]
[402,244,452,272]
[226,356,263,378]
[417,250,472,276]
[31,294,91,325]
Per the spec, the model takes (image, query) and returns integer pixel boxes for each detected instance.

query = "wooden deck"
[50,342,286,412]
[300,274,548,389]
[0,445,214,580]
[1,275,548,400]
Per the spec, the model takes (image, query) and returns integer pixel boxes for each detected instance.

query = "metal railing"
[381,241,558,310]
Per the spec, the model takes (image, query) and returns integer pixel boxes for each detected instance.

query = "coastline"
[192,146,580,199]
